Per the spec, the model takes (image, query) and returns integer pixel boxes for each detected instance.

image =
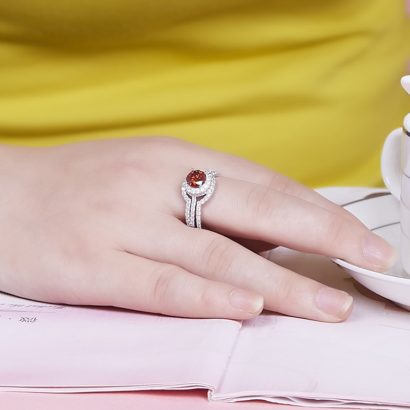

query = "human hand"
[0,137,396,322]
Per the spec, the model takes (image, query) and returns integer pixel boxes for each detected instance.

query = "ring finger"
[173,176,395,272]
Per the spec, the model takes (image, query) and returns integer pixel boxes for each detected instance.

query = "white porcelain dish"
[333,193,410,310]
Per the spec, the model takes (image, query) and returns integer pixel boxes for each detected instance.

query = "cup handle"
[381,128,402,200]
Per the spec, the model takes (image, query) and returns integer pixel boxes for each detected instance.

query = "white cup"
[381,75,410,274]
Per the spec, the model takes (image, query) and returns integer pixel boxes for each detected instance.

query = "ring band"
[181,169,217,228]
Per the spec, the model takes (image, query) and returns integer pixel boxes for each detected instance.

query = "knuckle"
[201,236,235,278]
[246,185,277,221]
[151,267,175,306]
[267,173,291,193]
[112,154,148,177]
[265,269,305,312]
[112,137,184,177]
[90,194,121,215]
[271,273,294,305]
[322,214,349,249]
[267,173,309,202]
[109,158,153,193]
[197,286,216,309]
[59,231,93,267]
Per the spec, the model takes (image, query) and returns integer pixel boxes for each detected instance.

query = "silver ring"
[181,169,217,228]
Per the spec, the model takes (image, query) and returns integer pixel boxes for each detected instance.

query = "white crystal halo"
[181,170,217,197]
[181,170,218,229]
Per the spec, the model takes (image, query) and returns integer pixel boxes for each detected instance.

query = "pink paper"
[0,293,239,389]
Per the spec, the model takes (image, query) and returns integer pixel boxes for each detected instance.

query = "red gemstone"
[186,170,206,188]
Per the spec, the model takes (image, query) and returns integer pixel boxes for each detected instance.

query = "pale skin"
[0,136,396,322]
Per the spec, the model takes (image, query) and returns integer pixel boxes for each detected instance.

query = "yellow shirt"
[0,0,408,186]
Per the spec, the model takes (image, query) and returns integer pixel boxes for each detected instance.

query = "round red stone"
[186,170,206,188]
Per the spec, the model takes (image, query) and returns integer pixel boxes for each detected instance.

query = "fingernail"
[362,233,397,270]
[315,287,353,319]
[229,289,264,314]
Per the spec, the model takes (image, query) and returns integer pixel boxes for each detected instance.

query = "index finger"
[177,140,359,222]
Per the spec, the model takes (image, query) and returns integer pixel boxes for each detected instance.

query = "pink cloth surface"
[0,390,324,410]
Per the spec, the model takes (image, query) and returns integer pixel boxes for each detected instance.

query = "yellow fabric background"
[0,0,408,186]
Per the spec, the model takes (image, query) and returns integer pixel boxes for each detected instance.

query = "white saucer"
[333,193,410,310]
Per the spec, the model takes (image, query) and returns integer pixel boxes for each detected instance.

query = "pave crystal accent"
[181,169,217,228]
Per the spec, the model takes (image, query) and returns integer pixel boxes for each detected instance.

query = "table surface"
[1,389,322,410]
